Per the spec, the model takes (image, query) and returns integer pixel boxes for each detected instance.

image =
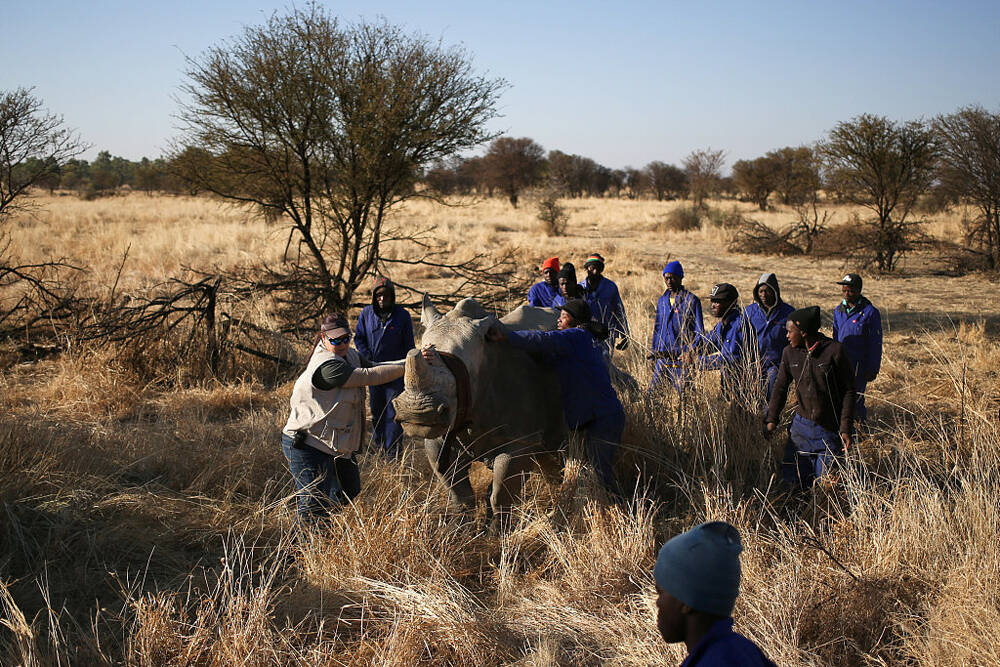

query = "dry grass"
[1,191,997,665]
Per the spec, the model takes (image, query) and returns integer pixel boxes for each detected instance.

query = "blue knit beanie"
[653,521,742,617]
[662,260,684,277]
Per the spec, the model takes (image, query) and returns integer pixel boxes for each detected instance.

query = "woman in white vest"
[282,313,405,522]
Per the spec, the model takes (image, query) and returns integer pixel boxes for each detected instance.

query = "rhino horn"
[405,348,434,389]
[421,294,443,328]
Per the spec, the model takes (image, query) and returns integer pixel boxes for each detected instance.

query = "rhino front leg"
[489,452,533,530]
[424,437,475,511]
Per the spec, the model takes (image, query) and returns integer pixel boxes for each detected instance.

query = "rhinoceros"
[392,297,568,520]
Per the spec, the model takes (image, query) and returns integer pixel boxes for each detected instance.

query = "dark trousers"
[281,433,361,522]
[854,377,868,422]
[781,414,843,490]
[369,379,405,458]
[763,364,779,402]
[574,409,625,495]
[650,359,689,394]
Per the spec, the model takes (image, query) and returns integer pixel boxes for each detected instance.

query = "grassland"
[1,191,997,665]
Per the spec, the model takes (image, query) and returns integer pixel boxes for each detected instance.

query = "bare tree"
[819,114,938,272]
[481,137,546,207]
[934,106,1000,268]
[0,88,87,223]
[683,148,726,207]
[172,6,506,320]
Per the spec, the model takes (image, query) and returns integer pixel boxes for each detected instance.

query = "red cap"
[541,257,560,272]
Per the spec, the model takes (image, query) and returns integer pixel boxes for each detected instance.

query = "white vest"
[283,345,365,456]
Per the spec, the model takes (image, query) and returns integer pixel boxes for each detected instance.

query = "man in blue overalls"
[486,298,625,495]
[528,256,561,307]
[832,273,882,423]
[741,272,795,403]
[697,283,749,399]
[649,260,704,393]
[354,277,415,458]
[580,252,630,353]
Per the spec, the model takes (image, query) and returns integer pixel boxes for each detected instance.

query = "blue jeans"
[281,433,361,522]
[369,379,405,458]
[574,409,625,496]
[781,414,843,490]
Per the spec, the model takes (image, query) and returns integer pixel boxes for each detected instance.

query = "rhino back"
[500,305,559,332]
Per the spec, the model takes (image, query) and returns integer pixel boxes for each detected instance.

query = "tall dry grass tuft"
[2,192,998,664]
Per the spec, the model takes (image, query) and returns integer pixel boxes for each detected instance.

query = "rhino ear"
[422,294,443,328]
[472,314,500,337]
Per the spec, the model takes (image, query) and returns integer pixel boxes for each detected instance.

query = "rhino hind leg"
[424,437,475,511]
[489,452,533,530]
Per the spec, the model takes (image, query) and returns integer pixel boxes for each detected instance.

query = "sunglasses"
[326,334,351,346]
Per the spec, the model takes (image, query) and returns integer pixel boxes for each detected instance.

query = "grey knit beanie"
[653,521,742,617]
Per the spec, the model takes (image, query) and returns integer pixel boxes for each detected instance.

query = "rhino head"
[392,296,498,439]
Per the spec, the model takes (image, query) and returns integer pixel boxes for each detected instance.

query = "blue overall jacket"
[651,289,705,362]
[506,327,623,430]
[699,307,749,390]
[580,276,629,343]
[832,296,882,384]
[528,281,560,307]
[680,618,777,667]
[742,273,794,373]
[355,305,414,364]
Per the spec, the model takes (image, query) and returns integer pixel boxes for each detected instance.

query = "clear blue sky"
[3,1,998,170]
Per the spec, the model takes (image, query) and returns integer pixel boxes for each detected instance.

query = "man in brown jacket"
[765,306,855,490]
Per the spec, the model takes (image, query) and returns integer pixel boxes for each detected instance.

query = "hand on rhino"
[485,326,507,343]
[420,343,441,365]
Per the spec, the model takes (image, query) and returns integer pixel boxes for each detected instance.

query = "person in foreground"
[654,521,776,666]
[486,298,625,494]
[765,306,855,490]
[281,313,405,523]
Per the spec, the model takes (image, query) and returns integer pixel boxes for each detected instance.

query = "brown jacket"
[767,334,856,434]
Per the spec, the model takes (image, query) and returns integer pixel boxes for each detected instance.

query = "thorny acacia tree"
[820,114,938,272]
[173,6,507,320]
[732,155,778,210]
[482,137,545,208]
[0,89,87,343]
[934,106,1000,269]
[0,88,86,224]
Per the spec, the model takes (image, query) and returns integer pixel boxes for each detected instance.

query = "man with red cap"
[528,257,561,307]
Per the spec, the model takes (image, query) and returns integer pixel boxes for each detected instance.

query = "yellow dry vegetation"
[1,191,997,665]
